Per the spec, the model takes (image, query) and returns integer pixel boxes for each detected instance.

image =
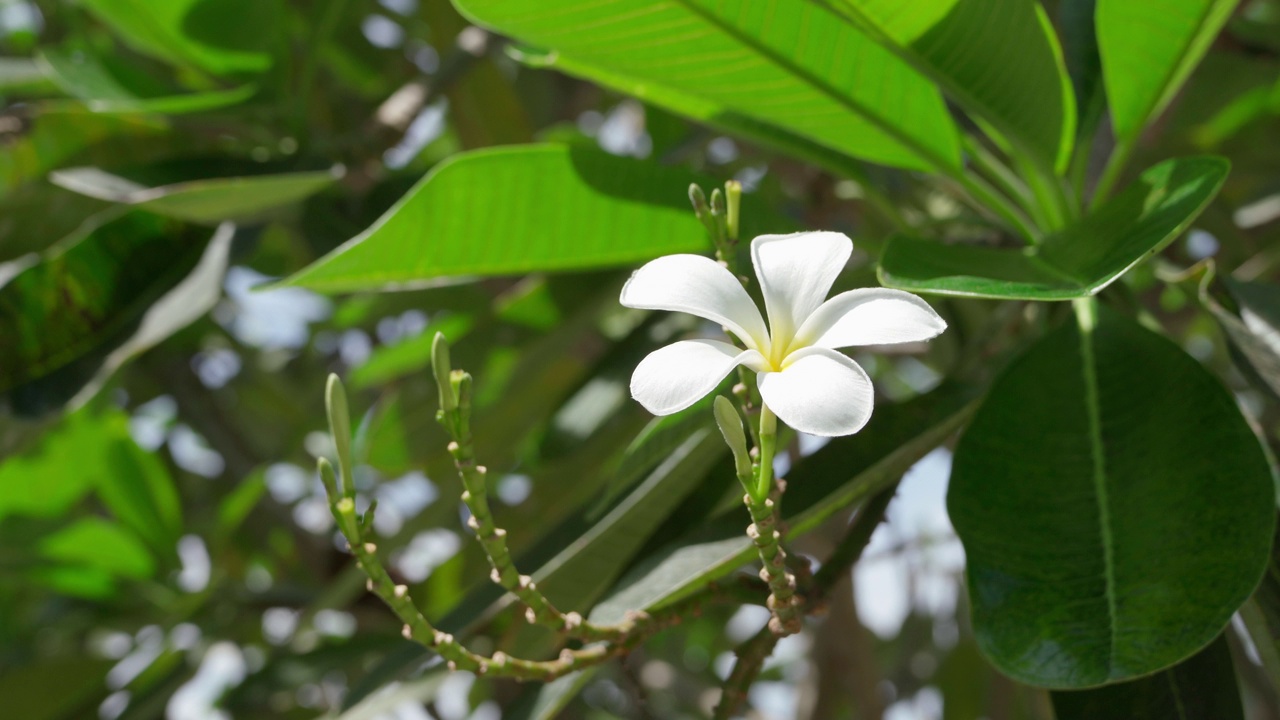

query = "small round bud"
[394,584,408,598]
[363,542,377,554]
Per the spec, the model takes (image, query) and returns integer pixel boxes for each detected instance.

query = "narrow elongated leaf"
[1201,272,1280,400]
[39,517,155,580]
[37,48,255,114]
[0,211,223,414]
[878,156,1228,299]
[455,0,960,172]
[1098,0,1239,144]
[0,109,167,199]
[822,0,1075,171]
[77,0,280,76]
[51,165,342,224]
[1051,634,1243,719]
[280,145,726,292]
[949,303,1274,688]
[590,382,977,623]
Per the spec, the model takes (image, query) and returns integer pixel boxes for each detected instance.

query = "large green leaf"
[878,156,1227,299]
[1,211,228,414]
[77,0,280,76]
[1051,633,1243,719]
[37,48,256,114]
[1097,0,1239,144]
[590,382,977,623]
[821,0,1076,172]
[50,164,342,224]
[454,0,960,172]
[949,302,1275,688]
[280,145,730,292]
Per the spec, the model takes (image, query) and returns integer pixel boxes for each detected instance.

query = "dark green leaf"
[37,48,255,114]
[1051,633,1243,719]
[1,211,229,414]
[949,303,1274,688]
[455,0,960,172]
[280,145,739,292]
[0,657,114,720]
[51,165,342,224]
[878,156,1228,299]
[0,109,167,199]
[821,0,1076,171]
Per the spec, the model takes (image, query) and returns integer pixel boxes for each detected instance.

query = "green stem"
[713,626,779,720]
[1090,136,1134,211]
[962,135,1036,218]
[951,169,1042,243]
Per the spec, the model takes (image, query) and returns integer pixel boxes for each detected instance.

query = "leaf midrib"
[1076,301,1119,680]
[667,0,957,172]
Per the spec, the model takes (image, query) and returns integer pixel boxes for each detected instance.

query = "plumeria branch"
[430,334,637,643]
[320,373,759,681]
[714,484,899,719]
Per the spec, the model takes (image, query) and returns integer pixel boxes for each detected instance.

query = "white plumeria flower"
[620,231,946,437]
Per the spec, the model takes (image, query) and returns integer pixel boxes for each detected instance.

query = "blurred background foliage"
[0,0,1279,719]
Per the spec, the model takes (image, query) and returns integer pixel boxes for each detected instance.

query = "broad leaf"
[1,211,227,415]
[878,156,1228,299]
[455,0,960,172]
[281,145,735,292]
[590,382,977,623]
[39,517,155,580]
[949,303,1274,688]
[77,0,280,76]
[50,164,342,224]
[1097,0,1239,145]
[821,0,1076,171]
[37,48,255,114]
[1051,633,1243,719]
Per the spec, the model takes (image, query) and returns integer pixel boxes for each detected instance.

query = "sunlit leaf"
[455,0,960,172]
[39,516,155,580]
[820,0,1076,171]
[280,145,742,292]
[1098,0,1238,145]
[949,303,1274,687]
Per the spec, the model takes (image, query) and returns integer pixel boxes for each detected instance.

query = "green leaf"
[50,165,342,224]
[507,669,601,720]
[1,211,228,414]
[0,406,182,554]
[39,517,155,580]
[1097,0,1239,145]
[590,382,977,623]
[37,48,256,114]
[0,109,167,200]
[878,156,1228,300]
[455,0,960,172]
[949,303,1275,688]
[280,145,730,292]
[821,0,1076,172]
[1051,633,1243,719]
[77,0,280,76]
[1201,273,1280,400]
[0,657,114,720]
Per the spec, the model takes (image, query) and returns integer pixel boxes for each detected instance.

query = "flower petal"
[792,288,946,351]
[750,232,852,345]
[620,254,769,350]
[757,347,873,437]
[630,340,766,416]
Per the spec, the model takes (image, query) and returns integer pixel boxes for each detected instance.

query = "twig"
[431,336,642,643]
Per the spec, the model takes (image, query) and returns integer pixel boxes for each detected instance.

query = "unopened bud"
[432,332,457,413]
